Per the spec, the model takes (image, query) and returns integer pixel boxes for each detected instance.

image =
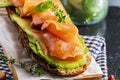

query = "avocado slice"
[10,14,88,69]
[0,0,13,8]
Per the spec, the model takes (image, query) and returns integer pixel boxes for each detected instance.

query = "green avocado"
[10,13,88,69]
[0,0,13,8]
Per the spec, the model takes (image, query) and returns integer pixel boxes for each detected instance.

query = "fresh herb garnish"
[51,5,67,22]
[28,0,54,15]
[28,0,69,22]
[0,55,43,76]
[30,63,43,75]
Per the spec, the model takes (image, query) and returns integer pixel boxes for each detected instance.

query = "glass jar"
[61,0,108,25]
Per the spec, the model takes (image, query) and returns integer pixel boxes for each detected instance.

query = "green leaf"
[34,0,53,12]
[28,0,53,15]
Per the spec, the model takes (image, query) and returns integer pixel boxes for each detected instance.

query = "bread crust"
[6,7,102,79]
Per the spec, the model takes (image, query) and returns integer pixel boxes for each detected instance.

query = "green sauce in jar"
[61,0,108,25]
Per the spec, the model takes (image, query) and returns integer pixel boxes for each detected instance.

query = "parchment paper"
[0,8,103,80]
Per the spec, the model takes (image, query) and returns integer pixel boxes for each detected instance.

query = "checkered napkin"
[0,36,108,80]
[82,36,108,80]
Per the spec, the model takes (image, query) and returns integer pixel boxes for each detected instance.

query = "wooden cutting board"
[2,47,18,80]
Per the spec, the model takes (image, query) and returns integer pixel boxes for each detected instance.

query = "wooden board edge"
[2,47,18,80]
[67,74,103,80]
[78,74,103,80]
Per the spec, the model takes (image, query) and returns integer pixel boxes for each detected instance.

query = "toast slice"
[5,7,103,79]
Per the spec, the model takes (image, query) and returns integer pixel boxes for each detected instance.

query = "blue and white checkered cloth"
[82,36,108,80]
[0,36,108,80]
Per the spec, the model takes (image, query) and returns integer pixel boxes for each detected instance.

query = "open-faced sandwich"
[0,0,103,79]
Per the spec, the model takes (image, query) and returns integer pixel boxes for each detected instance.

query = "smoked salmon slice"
[33,30,84,61]
[41,20,78,42]
[31,11,58,26]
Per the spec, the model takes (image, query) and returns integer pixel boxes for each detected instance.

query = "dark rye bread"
[6,7,103,79]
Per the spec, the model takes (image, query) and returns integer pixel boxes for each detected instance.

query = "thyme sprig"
[0,55,43,76]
